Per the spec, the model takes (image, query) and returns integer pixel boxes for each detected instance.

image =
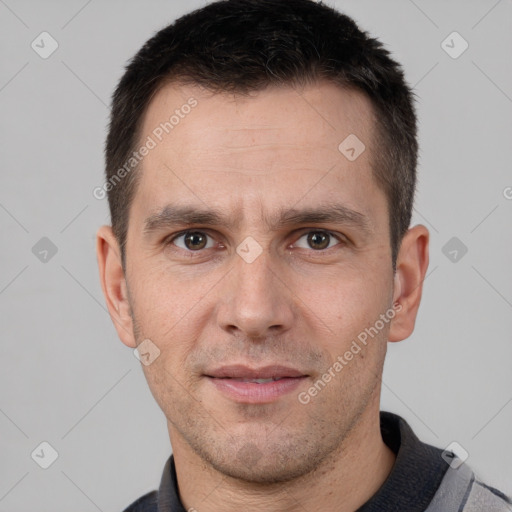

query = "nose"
[216,246,295,340]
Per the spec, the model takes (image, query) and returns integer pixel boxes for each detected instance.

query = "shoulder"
[426,458,512,512]
[122,490,158,512]
[462,476,512,511]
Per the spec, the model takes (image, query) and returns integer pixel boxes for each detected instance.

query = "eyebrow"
[143,203,373,237]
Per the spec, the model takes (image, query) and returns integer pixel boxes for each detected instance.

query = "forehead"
[141,80,376,157]
[131,80,384,228]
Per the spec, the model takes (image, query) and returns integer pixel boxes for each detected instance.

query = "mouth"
[204,365,309,404]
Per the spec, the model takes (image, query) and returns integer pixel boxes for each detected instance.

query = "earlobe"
[96,225,136,348]
[388,224,429,343]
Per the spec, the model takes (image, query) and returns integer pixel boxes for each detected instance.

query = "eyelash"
[165,229,346,255]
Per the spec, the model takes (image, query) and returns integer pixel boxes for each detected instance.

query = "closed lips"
[223,377,293,384]
[204,364,308,380]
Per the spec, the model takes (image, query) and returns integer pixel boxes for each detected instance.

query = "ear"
[96,225,136,348]
[388,224,429,343]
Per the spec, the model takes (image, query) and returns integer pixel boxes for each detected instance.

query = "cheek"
[140,356,192,422]
[128,267,206,366]
[131,261,189,321]
[294,263,390,341]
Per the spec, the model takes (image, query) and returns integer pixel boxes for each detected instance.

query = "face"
[120,82,399,483]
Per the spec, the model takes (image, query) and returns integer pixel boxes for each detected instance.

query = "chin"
[212,458,314,485]
[198,437,333,485]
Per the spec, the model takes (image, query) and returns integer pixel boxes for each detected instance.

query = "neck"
[170,401,395,512]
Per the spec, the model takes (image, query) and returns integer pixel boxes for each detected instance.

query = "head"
[97,0,429,484]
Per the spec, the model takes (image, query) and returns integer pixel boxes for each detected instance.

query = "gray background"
[1,0,511,510]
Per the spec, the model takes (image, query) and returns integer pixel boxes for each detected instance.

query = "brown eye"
[184,231,207,250]
[293,230,342,251]
[171,231,214,251]
[307,231,331,250]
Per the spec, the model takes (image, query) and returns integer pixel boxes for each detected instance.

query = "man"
[96,0,511,510]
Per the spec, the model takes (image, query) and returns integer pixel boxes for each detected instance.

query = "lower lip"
[206,376,308,403]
